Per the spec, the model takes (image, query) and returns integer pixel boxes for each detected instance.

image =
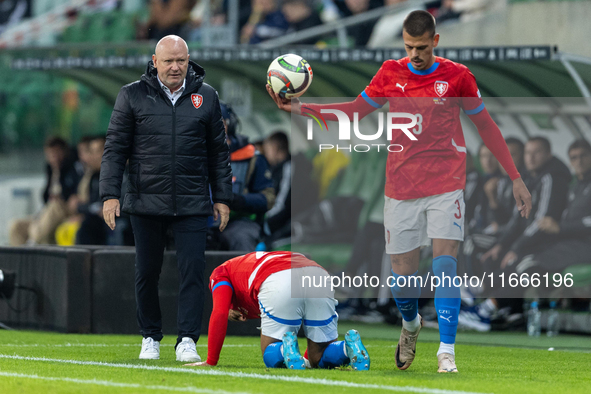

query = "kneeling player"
[185,251,369,370]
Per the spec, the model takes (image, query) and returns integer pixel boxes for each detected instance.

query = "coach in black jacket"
[100,36,232,362]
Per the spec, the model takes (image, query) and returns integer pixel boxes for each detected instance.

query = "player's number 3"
[411,113,423,135]
[454,199,462,219]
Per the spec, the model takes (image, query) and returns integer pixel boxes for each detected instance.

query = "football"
[267,54,313,99]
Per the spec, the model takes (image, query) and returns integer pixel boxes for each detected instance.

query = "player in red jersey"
[267,11,531,373]
[184,251,370,370]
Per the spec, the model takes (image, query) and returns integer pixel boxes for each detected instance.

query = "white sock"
[402,315,421,332]
[478,299,497,318]
[437,342,455,356]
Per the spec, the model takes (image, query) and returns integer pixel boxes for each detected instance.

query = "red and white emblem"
[191,94,203,109]
[434,81,449,97]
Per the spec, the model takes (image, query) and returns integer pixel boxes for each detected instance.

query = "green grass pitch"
[0,322,590,394]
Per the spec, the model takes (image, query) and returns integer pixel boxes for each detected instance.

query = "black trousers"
[76,214,109,245]
[491,238,591,303]
[130,214,207,344]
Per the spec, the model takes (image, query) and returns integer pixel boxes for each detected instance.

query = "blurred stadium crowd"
[0,0,503,47]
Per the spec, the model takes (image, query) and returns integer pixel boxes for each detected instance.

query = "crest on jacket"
[191,94,203,109]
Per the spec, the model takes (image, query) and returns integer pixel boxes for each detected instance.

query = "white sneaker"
[437,353,458,373]
[139,337,160,360]
[176,337,201,362]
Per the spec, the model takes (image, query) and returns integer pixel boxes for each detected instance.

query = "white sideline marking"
[0,371,249,394]
[0,344,256,348]
[0,354,491,394]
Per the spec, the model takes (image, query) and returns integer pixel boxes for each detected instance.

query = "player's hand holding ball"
[266,54,313,114]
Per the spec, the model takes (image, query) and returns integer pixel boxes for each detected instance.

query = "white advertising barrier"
[0,176,45,245]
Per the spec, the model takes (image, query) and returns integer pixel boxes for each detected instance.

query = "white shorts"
[257,267,338,343]
[384,189,465,254]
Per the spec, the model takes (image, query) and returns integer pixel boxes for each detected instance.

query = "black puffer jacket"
[100,61,232,216]
[499,157,571,255]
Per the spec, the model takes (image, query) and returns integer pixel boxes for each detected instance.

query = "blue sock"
[390,270,421,322]
[318,341,349,369]
[263,342,285,368]
[432,255,461,344]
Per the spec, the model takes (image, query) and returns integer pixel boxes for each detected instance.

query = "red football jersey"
[209,251,322,319]
[361,56,484,200]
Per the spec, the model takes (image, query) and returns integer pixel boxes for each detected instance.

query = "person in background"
[461,139,526,286]
[252,138,265,155]
[9,136,80,245]
[468,144,501,233]
[459,139,591,332]
[481,137,570,271]
[282,0,323,45]
[262,131,291,248]
[215,101,275,251]
[75,137,110,245]
[140,0,197,40]
[55,136,107,246]
[334,0,383,47]
[241,0,289,44]
[488,137,526,229]
[75,136,94,177]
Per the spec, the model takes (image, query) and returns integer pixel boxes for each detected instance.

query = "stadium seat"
[86,13,110,43]
[108,12,137,42]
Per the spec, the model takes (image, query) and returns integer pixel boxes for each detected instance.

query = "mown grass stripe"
[0,371,250,394]
[0,354,491,394]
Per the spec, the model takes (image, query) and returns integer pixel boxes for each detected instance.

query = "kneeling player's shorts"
[384,189,465,254]
[258,267,338,343]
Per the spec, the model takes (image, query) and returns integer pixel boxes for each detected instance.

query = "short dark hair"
[78,136,94,146]
[568,139,591,155]
[527,136,551,154]
[403,10,436,38]
[505,137,524,153]
[44,136,68,151]
[266,131,289,153]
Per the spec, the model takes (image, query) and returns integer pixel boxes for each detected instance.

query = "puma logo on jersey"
[146,94,157,103]
[396,83,407,92]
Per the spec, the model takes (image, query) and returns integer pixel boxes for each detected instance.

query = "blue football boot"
[345,329,370,371]
[282,332,306,370]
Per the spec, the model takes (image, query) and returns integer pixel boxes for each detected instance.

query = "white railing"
[0,0,116,48]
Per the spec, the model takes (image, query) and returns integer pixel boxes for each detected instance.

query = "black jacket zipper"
[172,104,177,216]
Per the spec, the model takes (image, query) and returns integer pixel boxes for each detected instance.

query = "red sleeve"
[206,284,233,366]
[364,61,388,98]
[300,62,389,122]
[459,68,485,115]
[301,96,378,122]
[468,108,521,181]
